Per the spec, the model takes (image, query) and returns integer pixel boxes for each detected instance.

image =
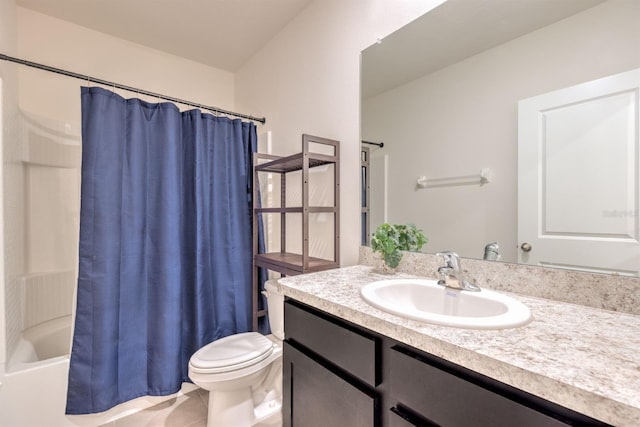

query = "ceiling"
[361,0,606,99]
[17,0,313,72]
[17,0,607,88]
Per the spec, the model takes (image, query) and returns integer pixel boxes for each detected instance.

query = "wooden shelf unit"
[251,134,340,330]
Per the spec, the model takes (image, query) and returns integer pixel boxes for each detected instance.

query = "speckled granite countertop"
[275,265,640,427]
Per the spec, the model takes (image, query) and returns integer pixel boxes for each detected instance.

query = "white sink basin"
[360,279,532,329]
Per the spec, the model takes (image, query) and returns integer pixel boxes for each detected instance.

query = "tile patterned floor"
[100,389,209,427]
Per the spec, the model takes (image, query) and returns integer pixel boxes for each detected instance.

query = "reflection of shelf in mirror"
[416,168,491,189]
[255,252,338,275]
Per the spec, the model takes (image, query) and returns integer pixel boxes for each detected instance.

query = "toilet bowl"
[188,280,284,427]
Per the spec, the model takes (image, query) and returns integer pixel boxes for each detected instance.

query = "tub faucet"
[436,251,480,292]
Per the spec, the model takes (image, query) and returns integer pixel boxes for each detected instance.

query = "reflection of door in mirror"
[518,68,640,276]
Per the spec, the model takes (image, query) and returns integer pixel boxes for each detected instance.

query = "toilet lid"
[190,332,274,373]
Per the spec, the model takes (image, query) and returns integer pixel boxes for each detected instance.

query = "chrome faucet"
[436,251,480,292]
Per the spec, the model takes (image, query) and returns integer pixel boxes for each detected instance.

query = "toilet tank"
[264,280,284,340]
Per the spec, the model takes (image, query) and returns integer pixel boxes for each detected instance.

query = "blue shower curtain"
[66,86,258,414]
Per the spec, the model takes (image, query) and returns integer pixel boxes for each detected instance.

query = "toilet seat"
[189,332,274,374]
[187,283,284,427]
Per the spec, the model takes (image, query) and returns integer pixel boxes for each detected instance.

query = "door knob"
[520,242,532,252]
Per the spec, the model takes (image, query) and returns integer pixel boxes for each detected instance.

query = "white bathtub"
[0,314,197,427]
[0,315,73,427]
[8,315,72,370]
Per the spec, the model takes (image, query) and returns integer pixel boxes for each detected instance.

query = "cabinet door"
[283,342,376,427]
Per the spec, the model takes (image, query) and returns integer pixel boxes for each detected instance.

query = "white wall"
[362,0,640,262]
[17,7,235,122]
[235,0,446,267]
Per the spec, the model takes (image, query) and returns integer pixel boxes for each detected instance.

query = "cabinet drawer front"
[283,342,376,427]
[390,347,571,427]
[285,300,378,386]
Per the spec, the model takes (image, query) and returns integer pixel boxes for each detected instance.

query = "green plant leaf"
[371,223,428,267]
[383,249,402,268]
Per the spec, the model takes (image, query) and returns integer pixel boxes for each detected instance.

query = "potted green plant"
[371,223,428,271]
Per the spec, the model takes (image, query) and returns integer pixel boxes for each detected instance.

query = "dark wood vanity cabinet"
[283,299,611,427]
[283,299,379,427]
[387,346,601,427]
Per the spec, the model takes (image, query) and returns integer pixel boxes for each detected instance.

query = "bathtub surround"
[1,0,20,371]
[8,271,76,370]
[66,87,259,414]
[16,109,80,366]
[20,271,74,330]
[0,105,81,425]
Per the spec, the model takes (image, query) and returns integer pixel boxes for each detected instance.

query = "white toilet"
[188,281,284,427]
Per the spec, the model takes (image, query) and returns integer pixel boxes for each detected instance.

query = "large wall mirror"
[360,0,640,275]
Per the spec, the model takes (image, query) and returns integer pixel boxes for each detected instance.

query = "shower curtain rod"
[362,140,384,148]
[0,53,266,124]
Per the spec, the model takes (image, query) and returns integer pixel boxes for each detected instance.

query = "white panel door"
[518,69,640,276]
